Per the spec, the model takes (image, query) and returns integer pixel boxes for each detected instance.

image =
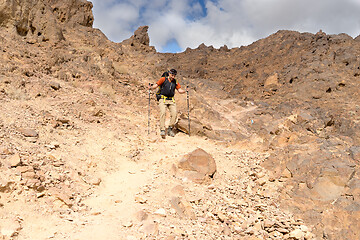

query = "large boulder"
[177,148,217,183]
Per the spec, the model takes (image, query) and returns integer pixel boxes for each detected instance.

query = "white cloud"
[90,0,360,52]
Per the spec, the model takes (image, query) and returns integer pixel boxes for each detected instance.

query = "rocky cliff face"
[0,0,359,239]
[0,0,93,43]
[169,30,360,238]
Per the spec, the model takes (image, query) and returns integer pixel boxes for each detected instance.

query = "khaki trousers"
[159,99,177,131]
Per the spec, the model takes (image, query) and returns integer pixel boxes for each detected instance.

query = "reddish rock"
[179,148,216,178]
[18,128,38,138]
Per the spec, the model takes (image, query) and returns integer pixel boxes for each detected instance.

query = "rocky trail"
[0,84,314,239]
[2,132,314,239]
[0,78,313,239]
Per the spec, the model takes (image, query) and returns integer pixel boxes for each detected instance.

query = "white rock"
[299,225,309,232]
[122,221,133,227]
[154,208,166,217]
[289,229,305,239]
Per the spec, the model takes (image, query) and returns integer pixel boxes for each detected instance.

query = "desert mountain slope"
[1,0,360,239]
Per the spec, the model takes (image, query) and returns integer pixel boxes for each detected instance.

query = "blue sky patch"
[160,38,183,53]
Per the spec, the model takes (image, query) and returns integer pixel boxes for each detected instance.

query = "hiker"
[149,69,187,138]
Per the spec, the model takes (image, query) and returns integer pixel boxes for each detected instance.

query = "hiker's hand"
[148,83,154,89]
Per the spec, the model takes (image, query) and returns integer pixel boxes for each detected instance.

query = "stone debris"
[123,149,315,239]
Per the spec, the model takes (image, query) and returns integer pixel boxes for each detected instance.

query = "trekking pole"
[186,85,190,136]
[148,83,151,135]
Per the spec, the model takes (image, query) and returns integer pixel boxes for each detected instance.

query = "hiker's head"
[169,69,177,77]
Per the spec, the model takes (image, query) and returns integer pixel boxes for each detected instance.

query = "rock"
[121,26,155,52]
[135,210,148,221]
[92,109,105,117]
[349,146,360,163]
[122,221,133,228]
[255,176,268,186]
[49,0,94,27]
[182,170,209,184]
[215,211,227,222]
[310,176,346,201]
[48,187,73,207]
[171,185,186,196]
[7,153,21,167]
[176,117,204,136]
[154,208,166,217]
[50,81,61,90]
[125,26,150,46]
[281,168,292,178]
[0,148,12,155]
[305,231,315,239]
[289,229,305,239]
[0,177,13,193]
[134,196,147,204]
[18,128,38,137]
[170,197,195,219]
[264,73,280,87]
[83,175,101,186]
[263,219,275,229]
[0,0,65,42]
[178,148,217,178]
[277,228,290,234]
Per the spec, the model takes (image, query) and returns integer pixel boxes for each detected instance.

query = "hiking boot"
[167,127,175,137]
[160,130,166,139]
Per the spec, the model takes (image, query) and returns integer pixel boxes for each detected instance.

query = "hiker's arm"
[149,77,165,90]
[149,83,159,90]
[177,87,186,94]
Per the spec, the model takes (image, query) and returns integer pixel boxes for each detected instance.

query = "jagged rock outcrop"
[0,0,64,42]
[0,0,93,42]
[121,26,156,52]
[46,0,94,27]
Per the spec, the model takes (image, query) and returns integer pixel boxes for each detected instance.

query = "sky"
[90,0,360,53]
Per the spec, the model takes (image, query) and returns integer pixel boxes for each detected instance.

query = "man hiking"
[149,69,187,138]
